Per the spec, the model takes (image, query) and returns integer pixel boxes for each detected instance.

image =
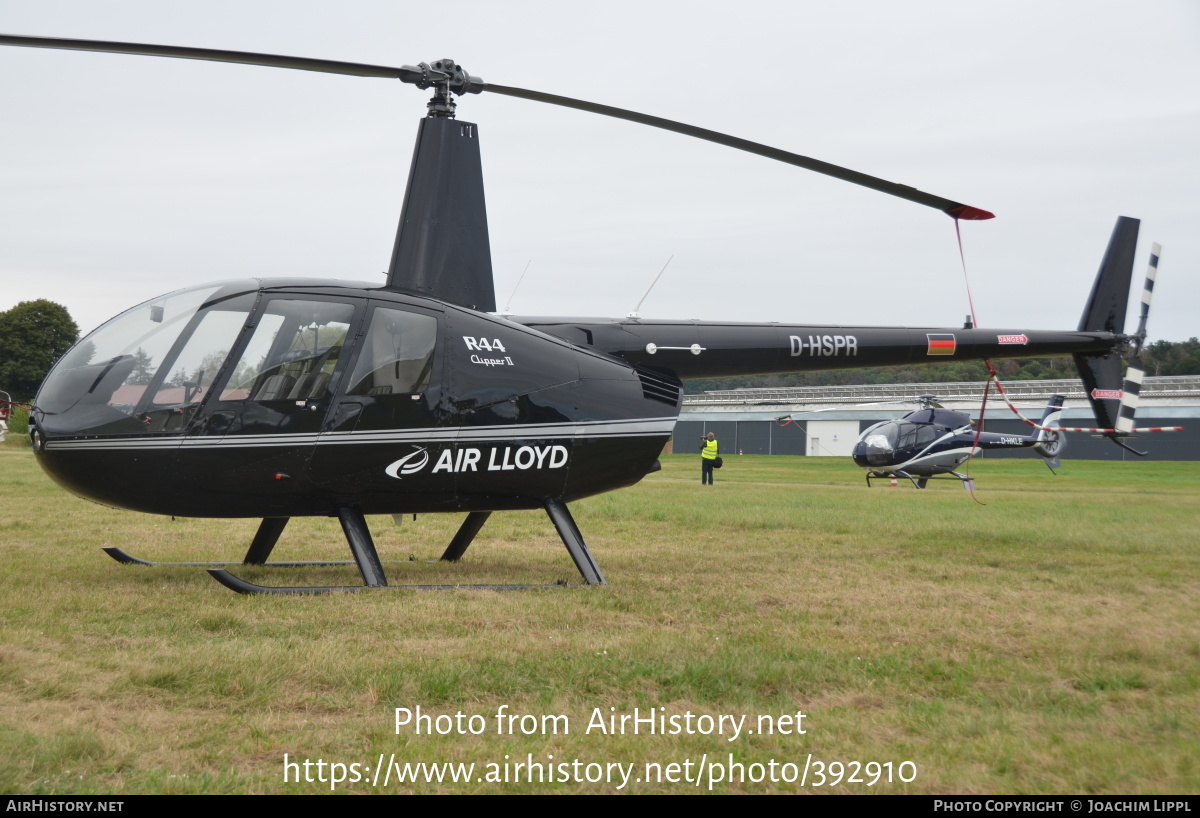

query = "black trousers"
[701,458,714,484]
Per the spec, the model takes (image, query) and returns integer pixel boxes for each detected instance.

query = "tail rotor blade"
[1133,243,1160,341]
[1116,243,1161,433]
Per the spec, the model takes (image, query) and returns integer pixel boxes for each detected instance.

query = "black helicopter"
[851,394,1067,488]
[0,34,1148,594]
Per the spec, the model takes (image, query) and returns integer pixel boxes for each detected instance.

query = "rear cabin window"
[346,308,437,396]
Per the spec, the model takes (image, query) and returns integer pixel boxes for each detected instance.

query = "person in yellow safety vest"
[700,431,719,485]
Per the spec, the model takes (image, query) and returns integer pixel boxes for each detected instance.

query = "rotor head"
[409,58,484,117]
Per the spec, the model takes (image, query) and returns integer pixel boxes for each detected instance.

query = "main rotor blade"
[0,33,426,82]
[483,83,994,220]
[0,34,995,219]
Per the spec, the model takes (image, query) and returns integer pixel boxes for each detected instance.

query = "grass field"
[0,441,1197,794]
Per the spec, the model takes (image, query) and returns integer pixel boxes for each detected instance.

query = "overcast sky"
[1,1,1197,344]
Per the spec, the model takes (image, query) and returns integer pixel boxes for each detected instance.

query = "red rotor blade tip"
[947,205,996,221]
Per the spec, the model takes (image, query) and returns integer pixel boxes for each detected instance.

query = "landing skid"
[173,502,606,595]
[207,569,565,595]
[867,471,972,489]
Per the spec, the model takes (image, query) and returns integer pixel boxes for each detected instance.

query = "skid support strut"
[339,507,388,587]
[243,517,289,564]
[200,505,602,594]
[207,507,567,594]
[441,511,492,561]
[544,499,605,586]
[209,506,389,594]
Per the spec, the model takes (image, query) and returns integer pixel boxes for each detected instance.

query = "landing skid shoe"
[103,547,370,568]
[210,502,606,595]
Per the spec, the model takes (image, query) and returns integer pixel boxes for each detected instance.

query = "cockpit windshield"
[35,280,259,436]
[861,421,938,466]
[862,423,899,466]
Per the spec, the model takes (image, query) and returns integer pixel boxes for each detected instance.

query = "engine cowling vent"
[635,367,682,406]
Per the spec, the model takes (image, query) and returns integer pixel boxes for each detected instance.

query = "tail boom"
[514,319,1117,380]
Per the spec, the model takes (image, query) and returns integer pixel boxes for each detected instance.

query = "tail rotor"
[988,222,1180,455]
[1114,243,1159,435]
[1031,395,1067,470]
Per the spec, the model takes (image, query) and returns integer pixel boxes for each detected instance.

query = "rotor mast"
[383,58,497,311]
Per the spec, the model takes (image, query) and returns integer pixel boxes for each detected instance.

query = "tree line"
[0,300,79,402]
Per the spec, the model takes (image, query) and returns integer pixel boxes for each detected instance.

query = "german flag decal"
[926,333,957,356]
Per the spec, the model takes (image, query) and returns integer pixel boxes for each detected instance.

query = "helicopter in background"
[851,394,1066,488]
[0,34,1152,594]
[0,391,14,444]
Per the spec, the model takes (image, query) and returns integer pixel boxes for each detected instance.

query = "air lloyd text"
[432,445,568,473]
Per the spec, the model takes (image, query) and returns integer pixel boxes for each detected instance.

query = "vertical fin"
[1034,395,1065,441]
[1077,217,1139,334]
[1032,395,1067,469]
[1074,216,1139,432]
